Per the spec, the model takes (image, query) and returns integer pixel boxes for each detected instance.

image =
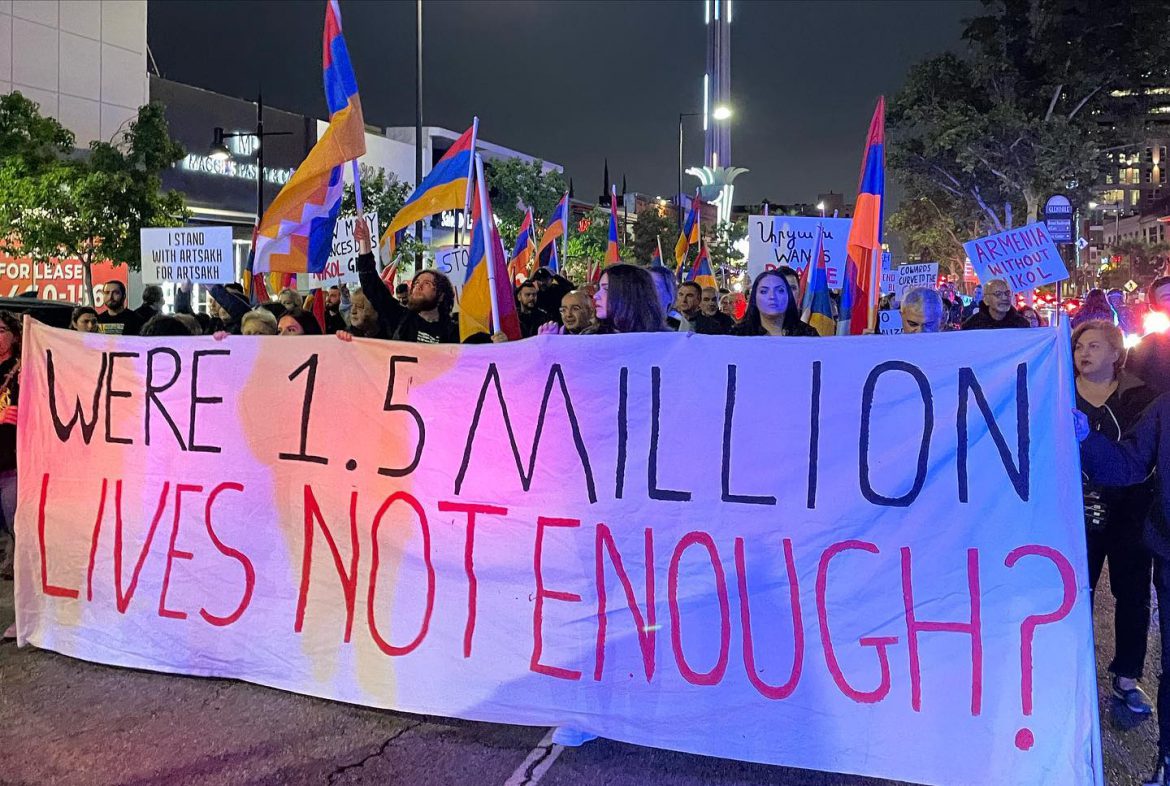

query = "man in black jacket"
[1079,397,1170,783]
[516,281,552,338]
[352,218,459,343]
[960,278,1030,330]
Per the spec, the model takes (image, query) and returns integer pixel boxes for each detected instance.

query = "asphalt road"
[0,569,1158,786]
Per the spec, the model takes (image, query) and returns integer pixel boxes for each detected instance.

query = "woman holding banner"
[1073,320,1158,718]
[0,312,21,592]
[729,269,817,337]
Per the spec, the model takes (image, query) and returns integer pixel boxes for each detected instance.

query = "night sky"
[148,0,979,207]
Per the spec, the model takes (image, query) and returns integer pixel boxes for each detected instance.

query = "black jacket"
[355,252,460,344]
[0,358,19,473]
[729,319,819,337]
[1077,372,1158,532]
[960,304,1031,330]
[1128,332,1170,394]
[518,307,553,338]
[1082,394,1170,558]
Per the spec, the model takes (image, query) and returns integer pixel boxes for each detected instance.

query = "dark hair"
[1149,275,1170,312]
[737,270,803,335]
[395,283,409,295]
[1080,288,1114,320]
[280,307,323,335]
[140,315,193,337]
[224,282,245,295]
[531,268,554,284]
[516,281,537,294]
[141,285,164,306]
[775,266,799,282]
[600,264,669,333]
[0,310,21,358]
[412,269,456,320]
[71,305,98,328]
[102,280,126,296]
[260,302,287,321]
[678,281,702,298]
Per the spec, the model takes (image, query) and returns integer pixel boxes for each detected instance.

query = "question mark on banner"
[1003,545,1077,751]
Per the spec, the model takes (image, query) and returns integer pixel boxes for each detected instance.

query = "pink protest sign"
[14,323,1101,785]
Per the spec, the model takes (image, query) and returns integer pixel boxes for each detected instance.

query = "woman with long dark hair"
[1072,288,1117,328]
[731,270,817,336]
[589,264,669,334]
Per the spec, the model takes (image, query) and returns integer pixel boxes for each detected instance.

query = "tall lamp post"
[677,106,732,231]
[209,94,293,229]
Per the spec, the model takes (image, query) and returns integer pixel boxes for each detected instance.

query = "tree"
[707,220,747,278]
[0,93,187,304]
[1102,239,1170,290]
[563,206,635,281]
[887,195,985,281]
[889,0,1170,233]
[485,158,567,243]
[631,205,676,264]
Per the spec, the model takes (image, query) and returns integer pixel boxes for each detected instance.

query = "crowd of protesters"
[1,215,1170,776]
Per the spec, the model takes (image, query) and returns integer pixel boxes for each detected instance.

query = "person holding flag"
[837,97,885,336]
[252,0,365,279]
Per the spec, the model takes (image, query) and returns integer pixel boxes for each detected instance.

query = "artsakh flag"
[837,97,885,335]
[253,0,365,274]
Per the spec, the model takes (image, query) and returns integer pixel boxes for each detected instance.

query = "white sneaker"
[551,727,597,747]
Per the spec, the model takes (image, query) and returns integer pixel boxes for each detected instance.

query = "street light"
[816,200,826,217]
[677,108,732,230]
[206,94,293,227]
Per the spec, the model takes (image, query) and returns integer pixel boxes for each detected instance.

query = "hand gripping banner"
[14,321,1101,785]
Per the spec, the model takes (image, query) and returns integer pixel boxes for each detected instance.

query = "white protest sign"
[140,227,234,285]
[896,263,939,300]
[880,252,896,293]
[298,213,378,290]
[16,323,1100,786]
[748,216,851,289]
[434,245,470,306]
[876,309,903,334]
[963,223,1069,293]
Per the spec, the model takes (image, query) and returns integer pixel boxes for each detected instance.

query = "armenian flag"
[674,191,701,266]
[687,241,717,289]
[381,119,478,258]
[651,236,664,267]
[253,0,365,275]
[460,156,521,342]
[801,224,836,336]
[606,186,621,263]
[837,98,885,335]
[545,239,559,274]
[537,192,569,257]
[508,208,536,281]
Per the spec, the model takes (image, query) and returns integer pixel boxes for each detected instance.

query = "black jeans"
[1088,523,1152,679]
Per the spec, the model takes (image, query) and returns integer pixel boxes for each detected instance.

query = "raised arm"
[352,217,409,333]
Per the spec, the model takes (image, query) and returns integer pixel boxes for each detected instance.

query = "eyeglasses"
[559,306,585,314]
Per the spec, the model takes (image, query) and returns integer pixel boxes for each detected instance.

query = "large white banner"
[747,215,851,288]
[14,322,1100,786]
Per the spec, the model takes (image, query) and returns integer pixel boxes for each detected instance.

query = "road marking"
[504,728,564,786]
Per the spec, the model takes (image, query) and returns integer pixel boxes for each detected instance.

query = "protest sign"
[140,227,234,285]
[876,309,902,334]
[896,263,939,300]
[434,245,471,306]
[880,252,896,293]
[298,213,379,290]
[15,323,1100,786]
[748,216,850,288]
[0,249,126,306]
[963,223,1069,293]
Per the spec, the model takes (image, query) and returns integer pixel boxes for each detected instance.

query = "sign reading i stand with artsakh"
[140,227,234,285]
[962,222,1069,293]
[15,323,1102,786]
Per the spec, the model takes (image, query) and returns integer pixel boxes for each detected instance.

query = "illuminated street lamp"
[816,200,826,217]
[712,104,732,121]
[678,107,733,230]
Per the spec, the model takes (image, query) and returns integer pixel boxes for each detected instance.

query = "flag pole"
[560,191,569,277]
[474,153,501,334]
[349,160,364,291]
[458,116,479,249]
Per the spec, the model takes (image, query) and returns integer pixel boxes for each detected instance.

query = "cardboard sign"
[15,323,1100,786]
[748,216,851,289]
[876,309,903,334]
[298,213,379,290]
[140,227,234,285]
[963,223,1069,293]
[434,245,471,306]
[896,263,939,300]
